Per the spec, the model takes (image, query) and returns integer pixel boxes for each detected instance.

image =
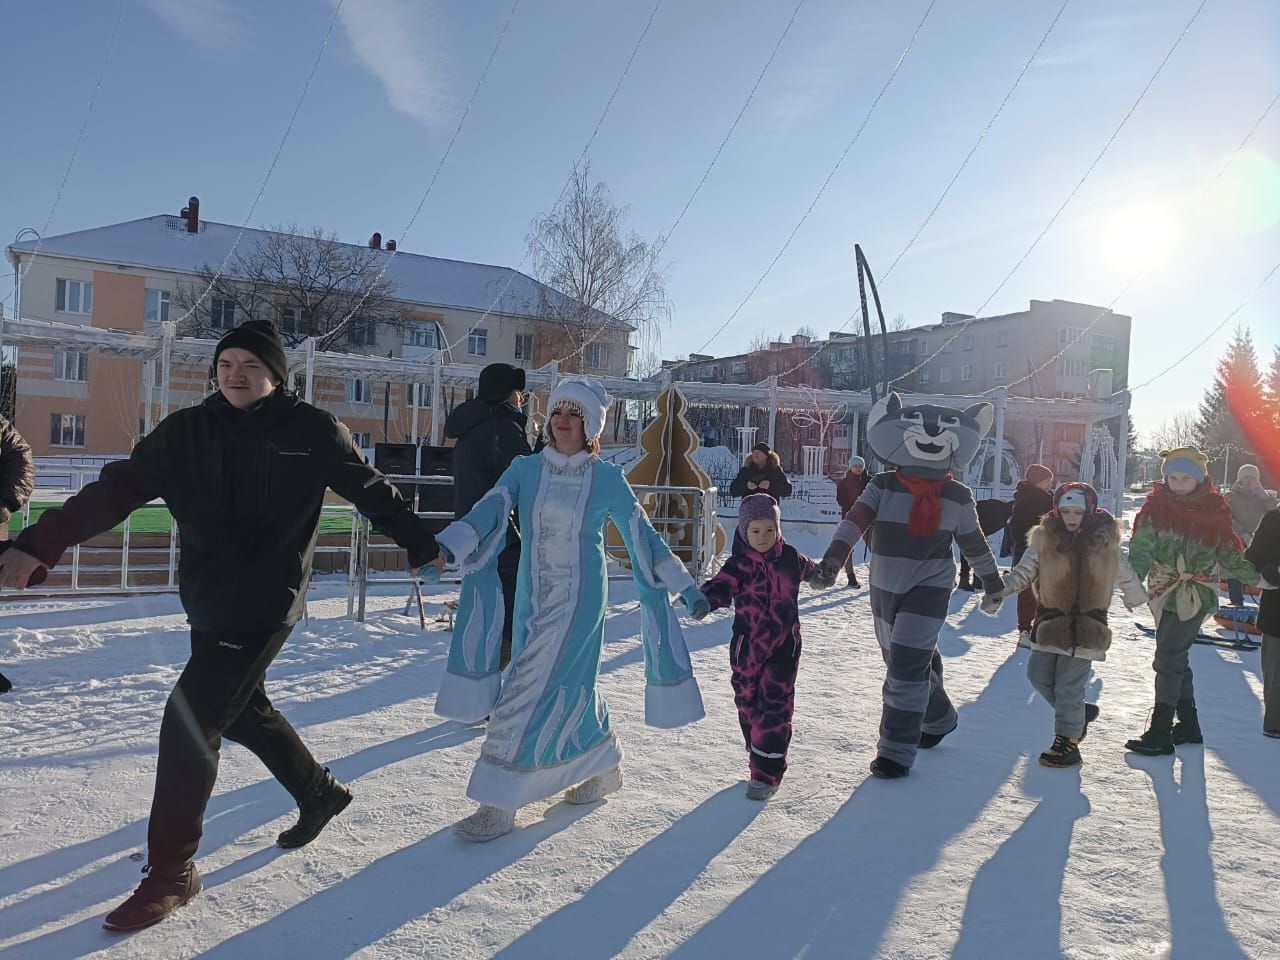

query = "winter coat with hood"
[836,469,871,516]
[729,452,793,502]
[444,398,532,519]
[1244,507,1280,637]
[0,417,35,530]
[1008,480,1054,556]
[1002,510,1146,660]
[15,390,438,630]
[1227,481,1277,546]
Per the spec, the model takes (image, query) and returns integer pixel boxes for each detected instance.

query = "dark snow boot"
[1079,703,1100,741]
[1039,735,1082,768]
[103,862,202,932]
[0,671,10,694]
[957,579,977,592]
[1125,703,1176,756]
[870,756,910,779]
[277,768,353,849]
[919,719,958,749]
[1171,699,1204,745]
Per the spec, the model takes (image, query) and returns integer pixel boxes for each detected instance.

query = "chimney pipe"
[386,239,397,252]
[369,232,382,249]
[180,196,200,234]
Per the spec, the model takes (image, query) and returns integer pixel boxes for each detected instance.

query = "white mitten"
[979,592,1003,616]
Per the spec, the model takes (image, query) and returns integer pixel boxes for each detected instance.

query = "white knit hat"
[1055,488,1090,512]
[1238,463,1261,482]
[548,376,613,441]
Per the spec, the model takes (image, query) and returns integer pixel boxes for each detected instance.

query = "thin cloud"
[142,0,241,49]
[336,0,449,127]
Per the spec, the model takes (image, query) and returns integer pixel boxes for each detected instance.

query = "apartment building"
[5,203,633,456]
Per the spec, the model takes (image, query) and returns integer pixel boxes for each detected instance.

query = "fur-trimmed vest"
[1029,516,1121,658]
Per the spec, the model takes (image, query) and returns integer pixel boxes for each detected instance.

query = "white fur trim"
[435,670,501,723]
[467,733,624,812]
[629,507,661,589]
[540,446,593,471]
[644,675,705,728]
[436,521,478,566]
[654,553,695,594]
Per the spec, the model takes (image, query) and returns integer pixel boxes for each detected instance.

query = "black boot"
[277,768,353,849]
[1171,699,1204,745]
[870,756,910,779]
[1125,703,1176,756]
[1039,734,1082,767]
[919,719,958,749]
[103,862,202,931]
[0,671,11,694]
[1079,703,1100,741]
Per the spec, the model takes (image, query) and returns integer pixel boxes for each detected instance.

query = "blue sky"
[3,0,1278,440]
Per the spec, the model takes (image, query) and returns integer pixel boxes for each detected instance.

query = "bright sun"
[1096,203,1180,274]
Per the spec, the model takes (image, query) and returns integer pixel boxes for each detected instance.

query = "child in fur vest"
[1001,483,1147,767]
[1125,446,1258,756]
[691,494,819,800]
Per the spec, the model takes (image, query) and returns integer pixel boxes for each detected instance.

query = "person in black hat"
[0,319,440,931]
[444,362,532,667]
[729,442,793,504]
[0,414,35,695]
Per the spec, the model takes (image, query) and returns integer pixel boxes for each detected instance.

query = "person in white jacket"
[1000,482,1147,768]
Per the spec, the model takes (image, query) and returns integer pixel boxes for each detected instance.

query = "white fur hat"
[548,376,613,440]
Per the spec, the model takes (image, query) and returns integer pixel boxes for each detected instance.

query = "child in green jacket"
[1125,446,1257,755]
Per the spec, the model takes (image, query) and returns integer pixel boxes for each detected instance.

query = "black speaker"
[375,442,419,508]
[417,445,455,533]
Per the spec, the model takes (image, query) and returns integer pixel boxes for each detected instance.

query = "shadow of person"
[951,763,1091,960]
[1125,750,1250,960]
[667,653,1033,960]
[500,784,762,959]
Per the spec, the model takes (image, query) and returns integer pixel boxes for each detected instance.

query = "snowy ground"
[1,549,1278,959]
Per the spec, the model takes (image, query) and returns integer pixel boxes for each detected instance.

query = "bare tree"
[790,385,849,477]
[173,225,403,352]
[888,313,910,332]
[1147,411,1199,452]
[526,165,670,373]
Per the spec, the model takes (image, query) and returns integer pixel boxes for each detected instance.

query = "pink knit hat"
[737,493,781,540]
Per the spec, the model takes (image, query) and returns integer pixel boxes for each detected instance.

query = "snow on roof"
[7,215,632,330]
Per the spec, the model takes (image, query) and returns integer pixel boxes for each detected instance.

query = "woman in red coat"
[835,456,871,587]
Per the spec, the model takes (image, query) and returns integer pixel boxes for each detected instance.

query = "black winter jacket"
[1244,508,1280,636]
[836,470,871,516]
[1009,481,1054,555]
[16,391,437,630]
[729,462,793,502]
[444,398,531,519]
[0,417,35,525]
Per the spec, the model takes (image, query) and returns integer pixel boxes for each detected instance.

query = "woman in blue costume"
[431,376,709,841]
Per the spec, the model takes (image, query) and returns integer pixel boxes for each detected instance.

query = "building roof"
[7,215,632,331]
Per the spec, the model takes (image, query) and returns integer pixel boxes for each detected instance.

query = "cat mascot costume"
[812,393,1005,779]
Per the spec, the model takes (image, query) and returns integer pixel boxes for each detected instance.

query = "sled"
[1213,606,1263,639]
[1219,581,1262,597]
[1133,621,1259,650]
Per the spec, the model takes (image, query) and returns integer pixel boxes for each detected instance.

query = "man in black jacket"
[0,320,440,932]
[444,362,531,667]
[0,416,36,694]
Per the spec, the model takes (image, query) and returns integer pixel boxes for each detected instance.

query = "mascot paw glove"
[979,592,1003,616]
[679,587,711,620]
[809,559,840,589]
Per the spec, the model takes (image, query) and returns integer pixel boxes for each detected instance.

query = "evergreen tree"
[1196,325,1264,485]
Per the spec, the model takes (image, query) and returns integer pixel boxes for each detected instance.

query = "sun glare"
[1096,203,1180,275]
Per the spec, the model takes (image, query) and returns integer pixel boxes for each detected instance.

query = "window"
[280,304,312,337]
[144,289,170,324]
[210,298,236,331]
[345,377,373,404]
[49,413,85,447]
[405,321,439,349]
[406,382,432,407]
[468,328,488,357]
[941,339,953,353]
[960,364,973,381]
[939,366,953,383]
[962,335,974,351]
[995,330,1009,348]
[55,278,93,314]
[1091,333,1115,354]
[1057,358,1088,377]
[53,348,88,382]
[919,369,931,383]
[1058,326,1086,346]
[351,431,372,449]
[731,361,747,375]
[993,361,1008,380]
[293,373,307,395]
[347,323,377,347]
[513,333,534,361]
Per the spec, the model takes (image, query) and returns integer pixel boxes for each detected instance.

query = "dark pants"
[147,625,322,871]
[958,555,972,585]
[732,637,801,786]
[1152,612,1206,707]
[1226,578,1245,606]
[1012,541,1038,631]
[497,539,520,670]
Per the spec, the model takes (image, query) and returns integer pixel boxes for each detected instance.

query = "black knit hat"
[478,363,526,404]
[214,320,289,386]
[752,442,771,455]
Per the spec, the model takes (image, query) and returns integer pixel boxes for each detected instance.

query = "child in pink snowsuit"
[693,494,818,800]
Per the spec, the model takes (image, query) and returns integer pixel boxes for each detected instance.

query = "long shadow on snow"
[1125,751,1250,960]
[668,653,1034,960]
[499,784,762,960]
[950,764,1090,960]
[0,721,481,939]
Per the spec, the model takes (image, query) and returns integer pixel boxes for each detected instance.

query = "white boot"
[564,766,623,804]
[745,779,779,801]
[452,804,515,842]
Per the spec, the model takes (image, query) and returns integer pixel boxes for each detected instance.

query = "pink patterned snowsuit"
[701,517,816,786]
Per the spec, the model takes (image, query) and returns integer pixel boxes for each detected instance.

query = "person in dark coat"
[1008,464,1055,644]
[0,416,35,695]
[444,363,532,668]
[958,498,1013,590]
[729,443,793,503]
[835,455,871,586]
[1244,505,1280,737]
[0,320,440,932]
